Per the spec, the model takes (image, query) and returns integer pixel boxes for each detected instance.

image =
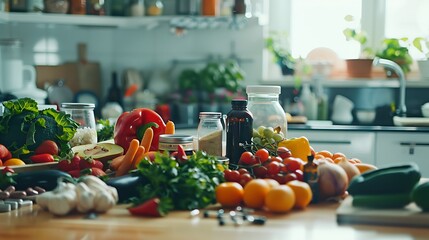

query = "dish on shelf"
[393,116,429,127]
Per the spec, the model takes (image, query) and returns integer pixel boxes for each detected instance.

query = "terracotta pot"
[346,59,373,78]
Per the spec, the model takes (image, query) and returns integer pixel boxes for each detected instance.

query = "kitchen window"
[264,0,429,81]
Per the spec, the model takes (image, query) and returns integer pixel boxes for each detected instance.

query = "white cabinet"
[287,130,376,165]
[375,132,429,177]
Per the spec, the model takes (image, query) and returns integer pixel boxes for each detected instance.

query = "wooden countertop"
[1,203,428,240]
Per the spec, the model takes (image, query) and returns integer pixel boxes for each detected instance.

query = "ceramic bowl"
[356,109,376,124]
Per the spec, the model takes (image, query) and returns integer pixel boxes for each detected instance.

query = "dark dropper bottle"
[226,99,253,166]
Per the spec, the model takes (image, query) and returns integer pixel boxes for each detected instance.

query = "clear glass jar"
[61,103,97,147]
[246,85,287,136]
[197,112,224,156]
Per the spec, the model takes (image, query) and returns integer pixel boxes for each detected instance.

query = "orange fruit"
[316,150,333,159]
[3,158,25,166]
[243,179,271,209]
[334,156,346,164]
[354,163,377,174]
[332,152,347,160]
[264,185,295,213]
[286,180,313,209]
[215,182,244,207]
[264,178,280,188]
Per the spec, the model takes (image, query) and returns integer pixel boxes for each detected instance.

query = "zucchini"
[348,163,421,195]
[13,170,74,191]
[105,171,146,203]
[352,193,412,209]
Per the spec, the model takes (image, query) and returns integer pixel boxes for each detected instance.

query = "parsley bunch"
[134,151,225,211]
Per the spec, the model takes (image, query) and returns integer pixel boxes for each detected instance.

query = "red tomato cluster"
[224,147,305,186]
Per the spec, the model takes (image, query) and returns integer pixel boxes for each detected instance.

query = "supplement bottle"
[197,112,223,156]
[246,85,287,136]
[226,99,253,166]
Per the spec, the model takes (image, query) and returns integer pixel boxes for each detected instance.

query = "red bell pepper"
[114,108,166,152]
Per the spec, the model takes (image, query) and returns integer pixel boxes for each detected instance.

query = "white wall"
[0,18,264,100]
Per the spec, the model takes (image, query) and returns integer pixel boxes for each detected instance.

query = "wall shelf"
[0,12,257,29]
[265,77,429,88]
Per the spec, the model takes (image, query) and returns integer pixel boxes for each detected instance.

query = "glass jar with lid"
[197,112,224,156]
[61,103,97,147]
[246,85,287,136]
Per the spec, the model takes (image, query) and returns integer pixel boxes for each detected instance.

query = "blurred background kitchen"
[0,0,429,127]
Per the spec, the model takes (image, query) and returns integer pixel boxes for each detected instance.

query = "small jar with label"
[197,112,224,157]
[159,134,194,155]
[61,103,97,147]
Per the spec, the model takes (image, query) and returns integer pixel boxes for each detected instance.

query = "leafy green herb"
[133,151,224,212]
[0,98,79,159]
[96,119,114,142]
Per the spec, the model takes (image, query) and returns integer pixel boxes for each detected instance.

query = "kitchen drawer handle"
[400,142,429,155]
[311,140,351,145]
[400,142,429,146]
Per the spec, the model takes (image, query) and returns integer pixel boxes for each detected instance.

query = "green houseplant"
[265,31,296,76]
[342,15,374,78]
[413,37,429,79]
[376,38,413,77]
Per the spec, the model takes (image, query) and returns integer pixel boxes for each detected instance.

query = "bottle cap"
[231,99,247,107]
[199,112,222,118]
[246,85,281,94]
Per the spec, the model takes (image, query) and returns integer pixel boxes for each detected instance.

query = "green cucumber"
[348,163,421,195]
[412,181,429,212]
[352,193,412,209]
[12,170,74,191]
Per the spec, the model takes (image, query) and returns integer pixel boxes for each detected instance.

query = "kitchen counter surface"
[288,124,429,132]
[1,203,428,240]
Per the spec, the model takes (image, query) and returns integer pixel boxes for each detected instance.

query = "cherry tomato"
[255,148,270,164]
[272,173,288,184]
[238,168,249,175]
[277,147,292,159]
[239,173,253,187]
[267,161,281,175]
[224,169,241,182]
[252,165,268,178]
[269,156,283,163]
[294,169,304,181]
[284,172,298,183]
[239,151,255,165]
[283,157,304,172]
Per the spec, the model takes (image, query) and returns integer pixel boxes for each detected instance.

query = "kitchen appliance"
[0,38,47,104]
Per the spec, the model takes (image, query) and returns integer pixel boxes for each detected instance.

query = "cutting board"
[336,196,429,228]
[36,43,102,99]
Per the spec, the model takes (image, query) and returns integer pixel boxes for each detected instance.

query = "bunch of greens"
[133,151,225,211]
[0,98,79,159]
[96,119,114,142]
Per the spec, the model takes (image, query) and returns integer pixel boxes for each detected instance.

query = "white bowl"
[356,109,376,124]
[422,103,429,117]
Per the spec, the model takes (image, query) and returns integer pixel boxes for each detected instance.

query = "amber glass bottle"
[226,99,253,166]
[201,0,218,16]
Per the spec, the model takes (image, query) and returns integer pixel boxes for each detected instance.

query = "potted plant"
[343,15,375,78]
[413,37,429,80]
[376,38,413,78]
[199,60,245,111]
[265,31,296,76]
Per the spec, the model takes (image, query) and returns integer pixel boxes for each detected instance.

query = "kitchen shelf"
[265,77,429,88]
[0,12,257,29]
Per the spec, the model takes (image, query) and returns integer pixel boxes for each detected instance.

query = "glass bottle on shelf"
[201,0,218,16]
[106,71,123,108]
[9,0,28,12]
[107,0,127,16]
[87,0,105,15]
[70,0,86,14]
[146,0,163,16]
[129,0,144,16]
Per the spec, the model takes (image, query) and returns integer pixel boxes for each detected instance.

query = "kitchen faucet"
[372,57,407,117]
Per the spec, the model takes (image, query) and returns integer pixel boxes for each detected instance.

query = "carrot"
[165,120,175,134]
[109,155,124,171]
[141,127,154,153]
[132,146,146,169]
[116,139,140,177]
